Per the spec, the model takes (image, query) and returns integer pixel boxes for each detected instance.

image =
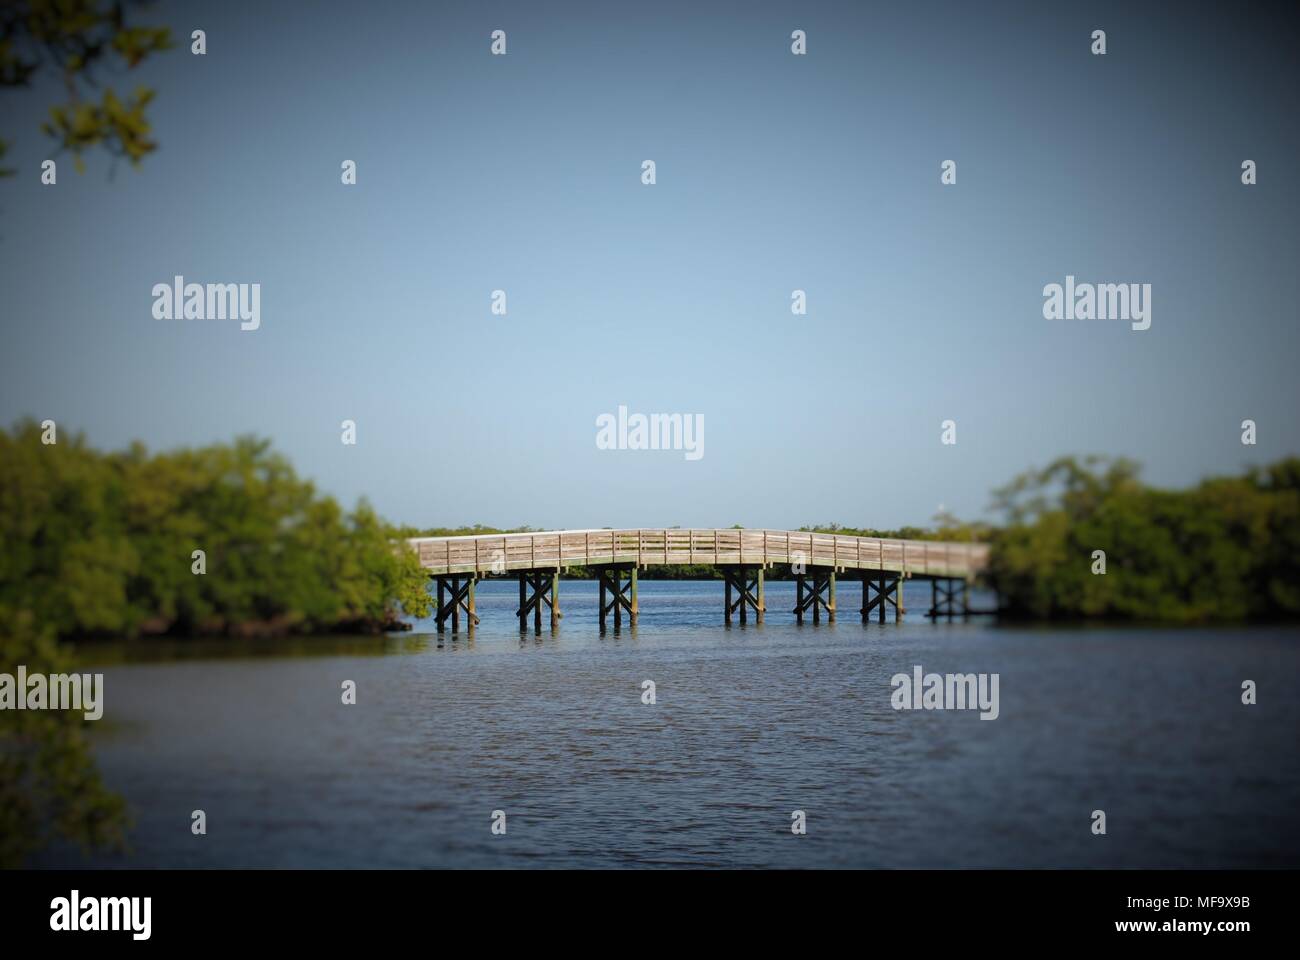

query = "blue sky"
[2,0,1297,529]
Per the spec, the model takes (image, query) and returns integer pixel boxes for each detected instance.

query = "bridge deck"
[407,529,988,579]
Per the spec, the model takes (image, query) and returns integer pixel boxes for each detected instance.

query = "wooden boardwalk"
[407,528,988,579]
[406,529,989,633]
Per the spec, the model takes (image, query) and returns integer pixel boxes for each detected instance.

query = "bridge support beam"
[927,578,970,620]
[596,564,637,632]
[721,565,765,623]
[861,573,902,623]
[793,568,835,623]
[516,570,561,634]
[433,574,479,634]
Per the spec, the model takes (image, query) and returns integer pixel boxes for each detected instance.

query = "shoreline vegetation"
[987,455,1299,623]
[1,420,433,642]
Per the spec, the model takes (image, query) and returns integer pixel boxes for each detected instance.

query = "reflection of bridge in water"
[407,529,990,634]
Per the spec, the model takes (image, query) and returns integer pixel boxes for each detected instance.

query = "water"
[36,580,1300,868]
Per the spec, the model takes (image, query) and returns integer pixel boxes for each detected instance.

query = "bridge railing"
[406,529,989,579]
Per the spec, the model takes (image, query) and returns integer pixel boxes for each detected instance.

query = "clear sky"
[2,0,1297,530]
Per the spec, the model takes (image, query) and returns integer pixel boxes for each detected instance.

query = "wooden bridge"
[407,529,990,633]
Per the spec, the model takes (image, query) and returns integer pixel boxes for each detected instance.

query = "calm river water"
[38,580,1300,869]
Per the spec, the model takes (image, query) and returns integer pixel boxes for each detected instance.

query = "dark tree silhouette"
[0,0,172,177]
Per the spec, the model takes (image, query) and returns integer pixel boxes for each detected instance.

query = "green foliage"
[800,522,982,542]
[1,0,172,173]
[0,606,129,867]
[41,85,158,171]
[604,564,724,581]
[987,456,1300,622]
[397,523,538,538]
[0,421,432,638]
